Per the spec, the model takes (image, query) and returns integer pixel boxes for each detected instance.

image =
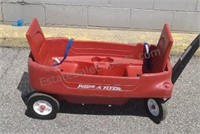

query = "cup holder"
[91,56,101,62]
[104,57,114,62]
[91,57,114,63]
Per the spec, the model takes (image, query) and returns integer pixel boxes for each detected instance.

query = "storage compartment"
[96,64,127,76]
[126,65,143,77]
[58,62,97,75]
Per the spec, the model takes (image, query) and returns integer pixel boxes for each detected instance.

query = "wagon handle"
[172,34,200,84]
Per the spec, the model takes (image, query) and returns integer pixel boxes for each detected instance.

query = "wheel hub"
[33,100,53,116]
[147,99,160,116]
[39,105,46,111]
[151,105,156,110]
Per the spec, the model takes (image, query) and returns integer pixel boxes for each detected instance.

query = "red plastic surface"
[26,19,69,65]
[151,24,173,73]
[27,19,174,105]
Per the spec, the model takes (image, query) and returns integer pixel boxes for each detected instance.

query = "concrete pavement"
[0,47,200,134]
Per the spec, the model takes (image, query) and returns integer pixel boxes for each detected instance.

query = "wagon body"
[28,49,173,105]
[24,18,200,122]
[27,19,173,105]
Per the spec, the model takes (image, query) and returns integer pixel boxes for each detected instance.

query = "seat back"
[151,24,173,73]
[26,18,45,63]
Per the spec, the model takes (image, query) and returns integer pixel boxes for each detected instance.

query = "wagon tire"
[27,93,60,119]
[145,98,167,123]
[21,89,36,105]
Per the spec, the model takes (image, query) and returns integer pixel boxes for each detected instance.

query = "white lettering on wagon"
[78,84,95,89]
[77,84,122,91]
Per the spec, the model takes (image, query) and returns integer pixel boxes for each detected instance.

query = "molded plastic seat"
[151,24,173,73]
[26,18,69,65]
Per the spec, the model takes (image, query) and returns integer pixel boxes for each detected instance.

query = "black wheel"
[145,98,167,123]
[27,93,60,119]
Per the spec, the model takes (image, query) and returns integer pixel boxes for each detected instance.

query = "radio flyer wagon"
[23,19,200,123]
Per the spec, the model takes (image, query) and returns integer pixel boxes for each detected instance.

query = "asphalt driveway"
[0,48,199,134]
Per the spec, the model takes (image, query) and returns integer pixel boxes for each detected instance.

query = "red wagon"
[23,19,200,123]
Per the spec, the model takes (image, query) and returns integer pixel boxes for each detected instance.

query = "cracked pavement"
[0,47,200,134]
